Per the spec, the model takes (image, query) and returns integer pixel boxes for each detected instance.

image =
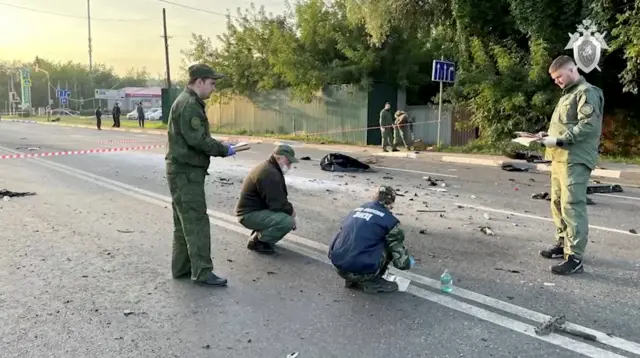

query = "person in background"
[95,106,102,130]
[137,102,145,128]
[379,102,397,152]
[112,103,121,128]
[328,185,415,293]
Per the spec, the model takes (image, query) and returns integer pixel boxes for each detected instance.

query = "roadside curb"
[10,120,640,181]
[440,155,640,180]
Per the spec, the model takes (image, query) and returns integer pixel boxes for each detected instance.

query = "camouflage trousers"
[167,168,213,282]
[394,125,412,149]
[380,127,395,149]
[550,162,592,259]
[335,251,391,284]
[238,210,295,244]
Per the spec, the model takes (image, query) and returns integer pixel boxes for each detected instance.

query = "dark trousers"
[115,115,121,127]
[138,117,145,128]
[96,116,101,130]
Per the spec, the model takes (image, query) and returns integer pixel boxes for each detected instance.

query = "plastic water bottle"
[440,269,453,293]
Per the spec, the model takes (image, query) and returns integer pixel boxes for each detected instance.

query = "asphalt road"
[1,121,639,358]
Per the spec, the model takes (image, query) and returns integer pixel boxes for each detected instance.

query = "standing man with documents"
[536,55,604,275]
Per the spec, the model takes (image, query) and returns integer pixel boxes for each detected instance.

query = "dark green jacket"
[545,76,604,170]
[379,108,393,127]
[235,155,294,216]
[165,88,229,172]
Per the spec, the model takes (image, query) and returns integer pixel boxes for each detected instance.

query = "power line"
[0,2,154,22]
[155,0,232,18]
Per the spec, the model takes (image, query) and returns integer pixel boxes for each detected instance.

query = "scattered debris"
[214,178,234,185]
[267,271,277,275]
[0,189,36,198]
[543,282,555,286]
[300,156,311,160]
[495,268,521,274]
[117,229,135,234]
[630,229,638,234]
[123,310,135,316]
[470,195,477,199]
[423,176,439,186]
[483,213,491,220]
[586,184,623,194]
[531,192,550,200]
[479,226,494,236]
[428,188,447,192]
[202,344,211,349]
[416,209,446,213]
[419,229,427,234]
[501,163,529,172]
[320,153,371,172]
[535,314,597,341]
[287,353,299,358]
[383,176,394,179]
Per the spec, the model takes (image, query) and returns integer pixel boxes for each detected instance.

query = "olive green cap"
[188,63,224,81]
[273,144,299,163]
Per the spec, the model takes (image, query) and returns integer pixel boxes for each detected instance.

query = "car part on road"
[0,189,36,198]
[587,183,623,194]
[535,314,598,341]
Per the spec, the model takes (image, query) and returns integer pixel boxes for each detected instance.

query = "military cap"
[375,185,397,205]
[188,63,224,81]
[273,144,299,163]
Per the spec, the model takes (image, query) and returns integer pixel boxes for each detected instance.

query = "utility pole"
[162,8,171,89]
[87,0,93,73]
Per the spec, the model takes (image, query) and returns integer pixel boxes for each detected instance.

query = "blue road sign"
[431,60,456,83]
[57,89,71,98]
[60,97,68,105]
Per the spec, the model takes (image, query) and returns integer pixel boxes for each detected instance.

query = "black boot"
[247,233,275,255]
[551,255,584,275]
[194,271,228,286]
[362,277,398,293]
[540,244,564,259]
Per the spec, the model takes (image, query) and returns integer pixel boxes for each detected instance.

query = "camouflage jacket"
[545,76,604,170]
[385,224,411,270]
[165,88,229,172]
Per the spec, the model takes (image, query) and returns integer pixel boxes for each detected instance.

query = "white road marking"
[454,202,639,237]
[4,144,640,357]
[372,166,459,178]
[596,193,640,202]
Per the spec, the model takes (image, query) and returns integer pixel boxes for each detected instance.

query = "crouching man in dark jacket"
[328,185,414,293]
[235,144,299,254]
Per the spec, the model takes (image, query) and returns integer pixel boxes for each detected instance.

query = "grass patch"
[11,115,166,130]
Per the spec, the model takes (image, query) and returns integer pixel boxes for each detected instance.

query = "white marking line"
[4,145,640,357]
[454,202,639,237]
[596,193,640,202]
[373,166,459,178]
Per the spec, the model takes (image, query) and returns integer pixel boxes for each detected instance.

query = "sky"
[0,0,288,78]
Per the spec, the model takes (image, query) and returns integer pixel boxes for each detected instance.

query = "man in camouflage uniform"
[379,102,397,152]
[328,185,415,293]
[166,63,236,287]
[394,110,414,150]
[537,55,604,275]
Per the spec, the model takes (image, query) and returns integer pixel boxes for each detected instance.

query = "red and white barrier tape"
[0,144,165,160]
[97,139,149,144]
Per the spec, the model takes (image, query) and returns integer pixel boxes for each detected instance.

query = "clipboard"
[231,142,251,152]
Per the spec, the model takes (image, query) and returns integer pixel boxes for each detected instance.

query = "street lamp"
[34,62,52,119]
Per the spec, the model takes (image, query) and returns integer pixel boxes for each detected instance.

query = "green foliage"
[179,0,639,147]
[0,58,152,110]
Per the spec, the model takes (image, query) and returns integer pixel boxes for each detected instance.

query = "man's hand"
[227,145,236,157]
[537,136,561,148]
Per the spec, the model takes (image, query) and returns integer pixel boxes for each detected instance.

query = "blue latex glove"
[227,145,236,157]
[409,256,416,268]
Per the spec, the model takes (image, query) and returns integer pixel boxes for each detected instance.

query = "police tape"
[0,144,165,160]
[294,119,439,137]
[97,139,149,144]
